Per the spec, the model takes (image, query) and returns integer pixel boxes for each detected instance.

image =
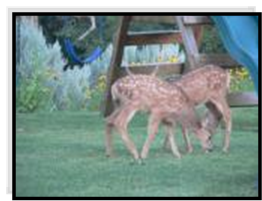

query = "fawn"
[105,73,212,161]
[163,65,231,153]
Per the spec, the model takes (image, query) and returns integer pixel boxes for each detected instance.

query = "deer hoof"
[187,147,193,154]
[222,147,229,153]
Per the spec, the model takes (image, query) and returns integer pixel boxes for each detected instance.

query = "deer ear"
[123,61,134,77]
[151,66,159,77]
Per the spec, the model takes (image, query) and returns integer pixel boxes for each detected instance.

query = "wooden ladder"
[103,16,258,117]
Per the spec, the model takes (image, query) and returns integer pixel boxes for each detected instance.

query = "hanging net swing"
[60,16,106,70]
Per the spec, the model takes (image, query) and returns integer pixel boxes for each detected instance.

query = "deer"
[163,64,231,153]
[105,72,212,161]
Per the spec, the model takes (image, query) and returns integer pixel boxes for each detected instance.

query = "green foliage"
[16,18,64,112]
[16,46,52,112]
[230,68,254,92]
[39,16,119,58]
[87,75,107,111]
[17,17,112,112]
[200,26,226,53]
[16,70,50,113]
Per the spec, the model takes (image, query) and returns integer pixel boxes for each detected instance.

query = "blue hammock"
[64,38,103,65]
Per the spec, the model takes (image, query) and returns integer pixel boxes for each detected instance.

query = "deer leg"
[162,120,175,151]
[182,107,212,152]
[181,125,193,153]
[220,99,232,152]
[105,103,126,157]
[163,121,192,154]
[163,132,171,151]
[210,98,232,152]
[141,114,161,159]
[118,128,140,160]
[165,123,181,159]
[113,103,140,160]
[203,102,222,135]
[105,123,114,157]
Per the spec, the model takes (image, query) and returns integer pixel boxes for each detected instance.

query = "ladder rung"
[126,30,182,45]
[197,54,239,68]
[227,92,258,107]
[183,16,212,25]
[132,16,175,24]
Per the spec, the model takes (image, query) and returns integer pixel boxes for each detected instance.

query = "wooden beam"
[183,16,211,25]
[227,92,258,107]
[103,16,131,117]
[131,16,212,25]
[176,16,200,69]
[197,54,239,68]
[193,26,204,46]
[126,30,182,45]
[132,16,176,24]
[117,63,183,77]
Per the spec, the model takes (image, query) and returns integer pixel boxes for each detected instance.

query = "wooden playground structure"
[103,16,258,116]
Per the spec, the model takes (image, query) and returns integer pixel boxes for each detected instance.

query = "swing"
[64,38,103,66]
[63,16,105,70]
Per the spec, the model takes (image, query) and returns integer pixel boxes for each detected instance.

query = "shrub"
[16,18,58,112]
[16,56,49,112]
[229,68,254,92]
[200,26,226,54]
[87,74,107,111]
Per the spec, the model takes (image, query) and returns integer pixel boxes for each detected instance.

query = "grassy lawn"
[16,108,259,197]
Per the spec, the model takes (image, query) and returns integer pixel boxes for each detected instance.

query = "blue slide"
[211,16,259,94]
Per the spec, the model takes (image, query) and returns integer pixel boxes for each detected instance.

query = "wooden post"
[103,16,131,117]
[175,16,200,70]
[193,25,203,47]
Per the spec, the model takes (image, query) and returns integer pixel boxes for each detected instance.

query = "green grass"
[16,108,259,197]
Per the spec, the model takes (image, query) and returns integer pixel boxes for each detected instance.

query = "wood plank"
[103,16,131,117]
[176,16,200,69]
[126,30,182,45]
[132,16,176,24]
[227,92,258,107]
[183,16,211,25]
[117,63,183,77]
[131,16,212,25]
[193,26,204,46]
[197,54,239,68]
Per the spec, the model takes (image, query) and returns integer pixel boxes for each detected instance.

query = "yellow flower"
[157,56,163,62]
[169,55,179,63]
[130,62,136,66]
